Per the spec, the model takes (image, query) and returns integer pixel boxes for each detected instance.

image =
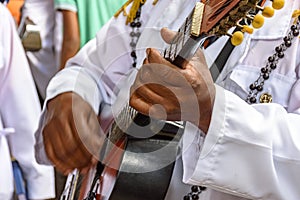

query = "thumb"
[160,27,178,44]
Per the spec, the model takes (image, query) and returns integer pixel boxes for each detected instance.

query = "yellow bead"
[231,31,244,46]
[292,10,300,18]
[242,25,254,34]
[262,6,275,18]
[272,0,285,10]
[252,14,264,29]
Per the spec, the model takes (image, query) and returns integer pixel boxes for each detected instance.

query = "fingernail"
[146,48,151,55]
[64,169,71,175]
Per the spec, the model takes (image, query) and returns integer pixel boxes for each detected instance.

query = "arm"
[59,9,80,70]
[130,28,300,200]
[35,0,197,174]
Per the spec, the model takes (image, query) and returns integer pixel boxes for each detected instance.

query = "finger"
[131,83,165,105]
[44,125,90,172]
[44,135,72,174]
[130,92,170,121]
[146,48,166,64]
[147,48,181,70]
[47,119,90,168]
[129,92,152,116]
[70,113,103,162]
[56,133,93,170]
[143,57,149,65]
[160,27,178,44]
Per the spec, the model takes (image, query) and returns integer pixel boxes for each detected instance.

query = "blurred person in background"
[20,0,63,103]
[55,0,127,70]
[0,3,55,199]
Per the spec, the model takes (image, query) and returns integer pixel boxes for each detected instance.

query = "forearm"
[60,38,80,69]
[59,9,80,70]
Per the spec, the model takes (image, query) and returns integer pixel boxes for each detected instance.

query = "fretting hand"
[129,28,216,133]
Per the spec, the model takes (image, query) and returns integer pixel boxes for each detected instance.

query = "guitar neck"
[162,9,204,67]
[163,0,267,67]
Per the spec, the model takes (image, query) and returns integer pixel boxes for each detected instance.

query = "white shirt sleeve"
[182,83,300,199]
[182,0,300,198]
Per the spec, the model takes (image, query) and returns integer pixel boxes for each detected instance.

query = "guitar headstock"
[192,0,285,46]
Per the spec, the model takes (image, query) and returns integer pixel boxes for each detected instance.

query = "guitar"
[60,0,284,199]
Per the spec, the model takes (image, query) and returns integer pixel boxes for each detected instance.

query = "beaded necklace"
[183,10,300,200]
[114,0,159,68]
[246,10,300,104]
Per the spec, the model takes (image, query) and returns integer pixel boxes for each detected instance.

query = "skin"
[59,10,80,70]
[42,92,104,174]
[129,28,216,133]
[41,28,215,175]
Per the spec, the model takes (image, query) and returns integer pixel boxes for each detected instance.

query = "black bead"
[183,195,190,200]
[136,22,142,28]
[191,186,199,192]
[135,32,141,37]
[250,97,257,103]
[256,85,263,91]
[291,24,297,31]
[285,40,292,47]
[250,83,256,90]
[270,63,277,69]
[263,73,269,80]
[130,41,136,47]
[131,51,137,58]
[199,186,207,191]
[293,29,299,37]
[191,194,199,200]
[261,67,268,73]
[130,32,136,37]
[283,36,290,42]
[132,62,137,68]
[130,22,136,27]
[275,46,282,53]
[136,11,141,18]
[268,56,275,62]
[277,51,284,58]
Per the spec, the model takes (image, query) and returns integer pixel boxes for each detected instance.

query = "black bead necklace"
[246,15,300,104]
[183,185,206,200]
[129,4,143,68]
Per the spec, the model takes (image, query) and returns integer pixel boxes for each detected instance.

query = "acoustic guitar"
[60,0,284,199]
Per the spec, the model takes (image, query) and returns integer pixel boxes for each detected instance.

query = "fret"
[162,10,194,62]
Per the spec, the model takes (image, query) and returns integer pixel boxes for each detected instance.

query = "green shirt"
[55,0,126,47]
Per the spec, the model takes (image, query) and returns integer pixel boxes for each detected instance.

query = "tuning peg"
[256,6,275,18]
[228,31,244,46]
[271,0,285,10]
[237,24,254,34]
[247,13,265,29]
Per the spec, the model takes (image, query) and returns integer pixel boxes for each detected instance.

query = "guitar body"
[85,114,184,200]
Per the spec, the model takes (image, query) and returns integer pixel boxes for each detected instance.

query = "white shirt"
[21,0,62,99]
[0,4,55,199]
[36,0,300,199]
